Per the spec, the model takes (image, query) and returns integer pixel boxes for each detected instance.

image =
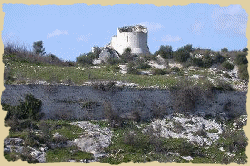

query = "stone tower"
[110,25,150,55]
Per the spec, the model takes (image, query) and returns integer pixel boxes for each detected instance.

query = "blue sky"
[2,3,248,61]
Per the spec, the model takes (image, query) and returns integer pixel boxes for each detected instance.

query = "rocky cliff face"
[1,84,247,120]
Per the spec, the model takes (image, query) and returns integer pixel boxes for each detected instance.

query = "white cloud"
[47,29,69,38]
[76,33,92,42]
[212,5,247,36]
[190,20,204,35]
[161,35,182,42]
[139,22,164,32]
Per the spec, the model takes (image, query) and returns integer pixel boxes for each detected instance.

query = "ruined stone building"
[109,25,150,55]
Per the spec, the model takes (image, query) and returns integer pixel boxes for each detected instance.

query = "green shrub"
[136,58,151,69]
[4,94,43,121]
[222,61,234,70]
[127,62,140,74]
[183,44,193,53]
[238,64,248,80]
[213,52,225,64]
[76,52,97,65]
[120,47,138,62]
[152,68,167,75]
[106,57,121,65]
[235,53,248,65]
[4,65,16,84]
[242,48,248,52]
[202,55,213,68]
[173,48,190,63]
[221,48,228,53]
[154,45,173,59]
[192,58,204,67]
[220,129,248,154]
[4,43,72,66]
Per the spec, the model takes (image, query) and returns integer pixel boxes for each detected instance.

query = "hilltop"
[3,43,248,92]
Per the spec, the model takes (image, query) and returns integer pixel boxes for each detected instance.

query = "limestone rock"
[99,47,119,62]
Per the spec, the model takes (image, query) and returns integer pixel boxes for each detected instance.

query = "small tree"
[213,52,225,64]
[174,47,190,62]
[243,48,248,52]
[92,46,102,58]
[221,47,228,52]
[154,45,173,59]
[33,41,46,55]
[76,53,95,65]
[235,53,248,65]
[183,44,193,53]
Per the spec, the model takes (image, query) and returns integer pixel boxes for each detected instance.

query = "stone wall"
[1,85,247,120]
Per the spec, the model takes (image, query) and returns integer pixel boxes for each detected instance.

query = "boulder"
[99,47,119,62]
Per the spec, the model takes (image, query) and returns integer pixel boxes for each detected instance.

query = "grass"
[52,123,85,140]
[5,55,246,91]
[46,146,94,162]
[37,120,85,140]
[3,60,216,89]
[89,120,110,128]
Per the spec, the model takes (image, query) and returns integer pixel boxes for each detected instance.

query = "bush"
[127,62,139,74]
[103,101,123,128]
[235,53,248,65]
[171,85,202,113]
[183,44,193,53]
[203,54,213,68]
[106,57,122,65]
[173,48,190,63]
[221,129,247,154]
[192,57,204,67]
[243,48,248,52]
[3,42,73,66]
[213,52,225,64]
[222,61,234,70]
[120,47,137,62]
[221,48,228,53]
[4,65,15,84]
[238,64,248,80]
[76,53,95,65]
[152,68,167,75]
[154,45,173,59]
[4,94,43,121]
[135,58,151,69]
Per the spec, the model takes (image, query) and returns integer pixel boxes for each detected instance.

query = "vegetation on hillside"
[3,94,247,164]
[3,41,248,91]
